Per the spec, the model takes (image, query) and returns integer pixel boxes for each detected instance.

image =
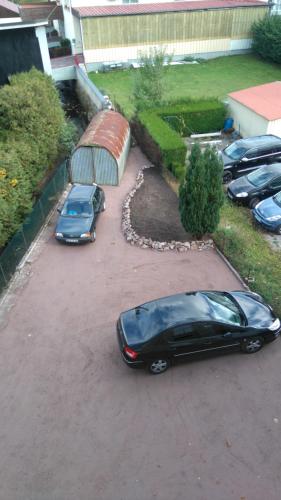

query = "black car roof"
[121,292,216,342]
[237,135,281,150]
[256,163,281,177]
[68,184,97,201]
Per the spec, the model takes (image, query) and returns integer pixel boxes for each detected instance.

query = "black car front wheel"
[223,171,232,184]
[241,337,264,354]
[249,197,260,209]
[148,358,170,375]
[90,230,96,242]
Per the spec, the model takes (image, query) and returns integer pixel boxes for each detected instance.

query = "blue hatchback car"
[252,191,281,234]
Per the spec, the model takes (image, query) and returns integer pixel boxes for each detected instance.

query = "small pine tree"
[179,144,208,238]
[179,144,224,238]
[202,146,224,233]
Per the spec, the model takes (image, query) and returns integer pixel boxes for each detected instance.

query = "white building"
[228,81,281,138]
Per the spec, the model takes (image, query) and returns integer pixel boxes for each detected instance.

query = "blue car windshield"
[224,143,248,160]
[274,191,281,207]
[62,201,93,217]
[202,292,243,325]
[247,168,272,187]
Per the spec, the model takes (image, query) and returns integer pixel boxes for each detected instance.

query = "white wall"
[73,14,83,54]
[35,26,52,76]
[83,37,250,64]
[228,98,269,137]
[267,119,281,138]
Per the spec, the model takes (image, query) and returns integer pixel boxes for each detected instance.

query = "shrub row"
[132,99,225,180]
[159,100,226,136]
[0,68,72,248]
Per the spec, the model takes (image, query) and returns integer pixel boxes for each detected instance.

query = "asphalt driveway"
[0,147,280,500]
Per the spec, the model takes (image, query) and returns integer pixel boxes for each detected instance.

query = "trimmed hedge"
[132,99,226,179]
[137,111,187,170]
[159,100,226,136]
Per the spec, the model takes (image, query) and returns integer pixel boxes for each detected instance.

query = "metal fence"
[0,160,68,295]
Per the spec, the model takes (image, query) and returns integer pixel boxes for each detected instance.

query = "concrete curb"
[215,246,249,290]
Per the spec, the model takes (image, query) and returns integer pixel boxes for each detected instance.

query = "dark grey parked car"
[55,183,105,244]
[220,134,281,183]
[227,163,281,208]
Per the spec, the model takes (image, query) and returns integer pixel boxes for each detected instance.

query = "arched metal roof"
[76,110,130,162]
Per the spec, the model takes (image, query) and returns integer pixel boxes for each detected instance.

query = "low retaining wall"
[122,165,214,251]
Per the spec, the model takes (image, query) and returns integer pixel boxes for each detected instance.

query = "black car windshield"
[247,168,273,187]
[61,201,93,217]
[202,292,243,325]
[224,143,248,160]
[274,191,281,207]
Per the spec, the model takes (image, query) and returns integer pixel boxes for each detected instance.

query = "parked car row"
[220,134,281,234]
[220,134,281,183]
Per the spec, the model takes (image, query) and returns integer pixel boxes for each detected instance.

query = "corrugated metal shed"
[70,110,130,186]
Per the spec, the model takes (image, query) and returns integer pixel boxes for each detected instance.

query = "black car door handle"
[223,332,232,338]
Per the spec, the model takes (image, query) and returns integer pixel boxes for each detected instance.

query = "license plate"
[65,238,79,243]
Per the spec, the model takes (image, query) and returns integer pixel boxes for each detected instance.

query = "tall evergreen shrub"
[179,144,224,237]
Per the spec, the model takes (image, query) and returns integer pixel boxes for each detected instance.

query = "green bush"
[0,68,68,247]
[252,15,281,64]
[138,110,187,172]
[135,99,225,179]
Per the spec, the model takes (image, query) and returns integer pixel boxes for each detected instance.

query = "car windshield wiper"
[135,305,149,314]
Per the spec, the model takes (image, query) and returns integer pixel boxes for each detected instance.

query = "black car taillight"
[124,346,138,360]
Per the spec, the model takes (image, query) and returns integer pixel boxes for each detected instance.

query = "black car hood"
[230,291,276,328]
[220,151,236,167]
[228,176,254,195]
[56,215,93,236]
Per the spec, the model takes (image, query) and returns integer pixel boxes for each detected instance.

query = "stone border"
[121,165,214,252]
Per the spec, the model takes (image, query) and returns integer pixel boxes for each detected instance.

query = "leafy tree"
[0,68,69,247]
[252,15,281,64]
[179,144,224,237]
[133,47,172,111]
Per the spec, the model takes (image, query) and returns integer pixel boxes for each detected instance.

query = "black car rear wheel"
[148,358,170,375]
[249,197,260,209]
[223,171,232,184]
[241,337,264,354]
[276,225,281,235]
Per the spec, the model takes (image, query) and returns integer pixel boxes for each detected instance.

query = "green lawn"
[214,200,281,317]
[89,54,281,118]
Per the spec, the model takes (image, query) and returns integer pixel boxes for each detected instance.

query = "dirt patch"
[130,167,192,242]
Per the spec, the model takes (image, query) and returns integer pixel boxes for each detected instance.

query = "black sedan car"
[117,291,280,374]
[219,134,281,183]
[227,163,281,208]
[55,183,105,243]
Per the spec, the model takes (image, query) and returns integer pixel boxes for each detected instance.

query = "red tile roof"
[229,82,281,121]
[73,0,267,18]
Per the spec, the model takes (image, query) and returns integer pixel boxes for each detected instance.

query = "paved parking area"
[0,148,280,500]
